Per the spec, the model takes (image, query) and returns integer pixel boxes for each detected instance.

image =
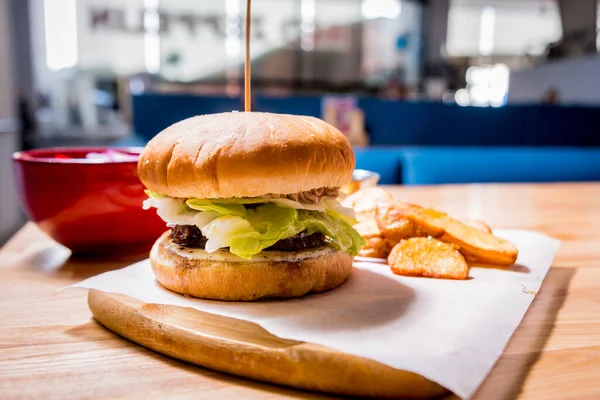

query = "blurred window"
[446,0,562,56]
[47,0,423,87]
[34,0,425,139]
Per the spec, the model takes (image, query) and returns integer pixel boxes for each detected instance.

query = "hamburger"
[138,111,364,301]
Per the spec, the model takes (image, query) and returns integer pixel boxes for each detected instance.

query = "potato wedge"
[353,217,383,239]
[462,219,493,234]
[358,236,394,259]
[388,237,469,280]
[376,203,444,244]
[400,207,518,265]
[375,204,415,243]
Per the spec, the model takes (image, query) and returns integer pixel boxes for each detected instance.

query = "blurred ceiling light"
[225,0,241,16]
[465,66,476,85]
[455,89,470,107]
[225,37,242,58]
[464,64,509,107]
[225,0,241,57]
[361,0,401,20]
[301,0,316,51]
[466,65,491,86]
[143,0,160,74]
[489,64,510,107]
[43,0,78,70]
[478,6,495,56]
[469,85,489,107]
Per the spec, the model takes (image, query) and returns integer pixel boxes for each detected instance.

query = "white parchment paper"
[71,230,560,399]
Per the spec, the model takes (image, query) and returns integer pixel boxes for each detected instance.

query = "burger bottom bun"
[149,232,353,301]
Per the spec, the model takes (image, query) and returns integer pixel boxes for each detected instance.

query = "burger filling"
[143,188,364,260]
[172,225,328,251]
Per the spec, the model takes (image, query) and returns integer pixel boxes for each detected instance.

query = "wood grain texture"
[1,182,599,399]
[87,290,444,399]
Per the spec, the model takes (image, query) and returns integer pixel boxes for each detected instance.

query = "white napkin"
[71,230,560,399]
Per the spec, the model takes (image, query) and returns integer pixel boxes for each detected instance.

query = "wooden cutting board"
[88,290,447,399]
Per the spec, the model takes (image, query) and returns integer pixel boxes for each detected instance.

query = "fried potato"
[340,180,361,196]
[358,236,393,259]
[388,237,469,280]
[375,204,414,243]
[353,217,383,239]
[343,188,399,259]
[341,187,394,221]
[462,219,493,234]
[354,216,395,258]
[400,207,518,265]
[376,203,444,245]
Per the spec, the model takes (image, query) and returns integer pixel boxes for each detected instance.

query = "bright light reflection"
[301,0,316,51]
[361,0,402,20]
[225,0,241,57]
[479,6,495,56]
[44,0,78,70]
[463,64,509,107]
[455,89,470,106]
[143,0,160,74]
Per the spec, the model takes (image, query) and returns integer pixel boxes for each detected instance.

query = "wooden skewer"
[245,0,252,112]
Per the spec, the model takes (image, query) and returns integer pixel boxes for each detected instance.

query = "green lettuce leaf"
[296,210,364,256]
[201,205,364,259]
[186,199,247,217]
[145,193,364,259]
[203,216,261,255]
[245,203,302,248]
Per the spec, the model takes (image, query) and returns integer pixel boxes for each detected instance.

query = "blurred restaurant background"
[1,0,600,242]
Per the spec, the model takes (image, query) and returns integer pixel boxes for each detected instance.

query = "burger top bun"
[138,111,355,199]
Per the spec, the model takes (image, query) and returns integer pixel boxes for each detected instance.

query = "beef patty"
[171,225,328,252]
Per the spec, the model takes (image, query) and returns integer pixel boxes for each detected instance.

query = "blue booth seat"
[111,132,600,186]
[353,148,403,185]
[131,94,600,147]
[355,147,600,185]
[399,147,600,185]
[128,94,600,184]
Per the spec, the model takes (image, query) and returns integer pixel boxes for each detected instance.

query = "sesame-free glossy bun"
[138,111,355,199]
[149,231,353,301]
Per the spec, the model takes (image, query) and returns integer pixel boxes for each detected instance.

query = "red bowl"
[12,147,168,256]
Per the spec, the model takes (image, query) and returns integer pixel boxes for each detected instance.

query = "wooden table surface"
[1,182,600,400]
